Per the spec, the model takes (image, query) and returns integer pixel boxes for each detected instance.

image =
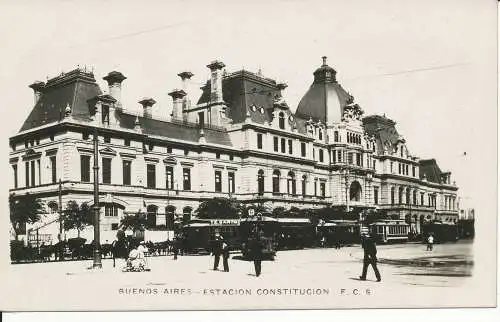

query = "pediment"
[99,147,117,156]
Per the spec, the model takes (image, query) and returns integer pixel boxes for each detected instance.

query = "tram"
[422,221,459,243]
[276,218,316,249]
[182,218,241,253]
[317,220,361,246]
[239,214,279,260]
[369,220,409,244]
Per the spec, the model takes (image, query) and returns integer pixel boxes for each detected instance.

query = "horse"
[111,239,129,268]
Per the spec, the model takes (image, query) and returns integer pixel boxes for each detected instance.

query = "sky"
[0,0,496,210]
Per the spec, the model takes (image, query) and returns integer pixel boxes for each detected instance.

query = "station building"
[8,57,459,243]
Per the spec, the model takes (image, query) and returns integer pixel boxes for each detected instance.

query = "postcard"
[0,0,496,312]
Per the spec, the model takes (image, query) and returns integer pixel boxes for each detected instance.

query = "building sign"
[209,219,240,226]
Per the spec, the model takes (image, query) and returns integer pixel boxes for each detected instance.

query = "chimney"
[139,98,156,118]
[276,82,288,98]
[103,71,127,106]
[177,71,194,91]
[29,81,45,105]
[206,60,225,103]
[168,89,187,121]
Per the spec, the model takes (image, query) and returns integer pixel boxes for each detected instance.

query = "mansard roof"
[21,69,100,132]
[363,114,402,155]
[419,159,446,184]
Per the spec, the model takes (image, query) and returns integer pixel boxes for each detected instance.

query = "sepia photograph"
[0,0,497,312]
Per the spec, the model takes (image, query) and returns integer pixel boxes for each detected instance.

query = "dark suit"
[251,239,264,276]
[360,235,381,281]
[212,237,223,270]
[222,242,230,272]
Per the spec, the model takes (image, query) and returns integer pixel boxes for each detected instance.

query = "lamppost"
[92,128,102,269]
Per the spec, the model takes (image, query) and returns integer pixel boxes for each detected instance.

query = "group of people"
[211,232,265,277]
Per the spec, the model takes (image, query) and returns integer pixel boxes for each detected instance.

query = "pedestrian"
[172,237,179,260]
[359,233,381,282]
[222,240,230,272]
[427,233,434,251]
[212,233,223,270]
[251,234,265,277]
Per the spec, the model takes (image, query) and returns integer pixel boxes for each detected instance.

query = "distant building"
[8,57,459,243]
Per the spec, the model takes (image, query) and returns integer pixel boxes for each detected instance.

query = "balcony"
[378,203,435,211]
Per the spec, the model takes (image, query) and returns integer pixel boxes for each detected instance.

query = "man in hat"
[359,232,381,282]
[222,240,230,272]
[212,233,223,270]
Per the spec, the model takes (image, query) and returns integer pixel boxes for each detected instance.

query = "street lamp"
[92,128,102,269]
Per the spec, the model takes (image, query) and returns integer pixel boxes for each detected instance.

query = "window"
[372,160,376,170]
[123,160,131,186]
[25,162,29,187]
[347,152,353,164]
[287,172,296,195]
[406,164,409,175]
[398,187,403,204]
[36,138,40,145]
[280,138,286,153]
[216,152,220,159]
[398,163,401,174]
[391,187,395,205]
[166,166,174,190]
[104,136,111,144]
[332,149,336,163]
[279,112,285,129]
[102,158,111,184]
[319,149,324,162]
[374,187,379,205]
[37,160,41,185]
[301,142,306,157]
[24,141,28,149]
[111,223,119,230]
[228,172,235,194]
[229,155,234,161]
[80,155,91,182]
[400,147,404,157]
[413,190,417,205]
[12,164,18,188]
[273,137,279,152]
[334,131,339,142]
[31,160,36,186]
[318,129,323,140]
[320,182,326,198]
[301,175,307,196]
[147,164,156,189]
[257,133,263,149]
[50,134,54,142]
[184,149,189,156]
[82,132,89,140]
[104,204,118,217]
[337,150,342,162]
[272,170,280,194]
[412,166,416,177]
[124,139,130,146]
[183,168,191,190]
[149,143,154,151]
[390,162,394,173]
[50,156,57,183]
[288,139,293,154]
[257,170,264,195]
[314,179,317,196]
[420,192,424,206]
[167,147,172,154]
[102,105,110,125]
[214,170,222,192]
[198,111,205,127]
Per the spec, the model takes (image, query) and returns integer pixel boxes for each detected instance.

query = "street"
[1,240,477,311]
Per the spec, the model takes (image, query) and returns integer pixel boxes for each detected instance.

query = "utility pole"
[92,128,102,269]
[58,179,63,240]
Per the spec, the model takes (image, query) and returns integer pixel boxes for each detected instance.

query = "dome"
[295,57,352,124]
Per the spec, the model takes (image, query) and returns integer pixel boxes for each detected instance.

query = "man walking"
[212,233,223,270]
[359,233,381,282]
[251,233,265,277]
[222,240,230,272]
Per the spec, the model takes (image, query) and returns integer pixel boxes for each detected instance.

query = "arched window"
[257,170,265,195]
[272,170,281,194]
[398,187,403,204]
[391,187,395,204]
[278,112,285,129]
[47,201,58,214]
[318,129,323,140]
[287,171,296,195]
[349,181,362,201]
[301,175,307,197]
[165,205,176,230]
[146,204,158,228]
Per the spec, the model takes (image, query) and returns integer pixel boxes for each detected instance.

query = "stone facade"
[8,58,459,243]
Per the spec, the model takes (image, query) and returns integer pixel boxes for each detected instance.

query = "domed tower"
[295,56,352,125]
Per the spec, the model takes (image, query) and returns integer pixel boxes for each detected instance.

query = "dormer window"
[400,146,404,157]
[102,105,110,125]
[318,129,323,140]
[278,112,285,129]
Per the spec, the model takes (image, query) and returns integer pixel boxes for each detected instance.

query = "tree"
[196,198,240,219]
[120,212,147,232]
[9,193,44,240]
[240,203,270,218]
[63,200,93,238]
[272,206,286,218]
